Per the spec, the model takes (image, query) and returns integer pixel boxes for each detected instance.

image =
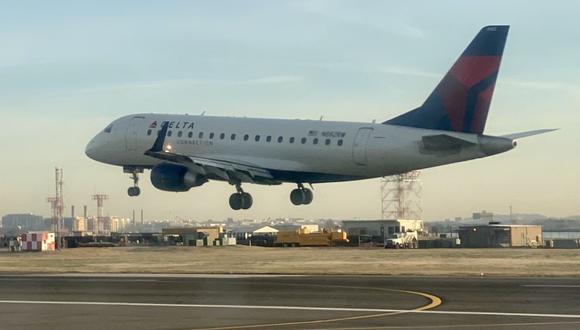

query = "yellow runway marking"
[198,283,442,330]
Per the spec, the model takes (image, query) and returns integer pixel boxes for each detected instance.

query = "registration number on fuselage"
[309,130,347,138]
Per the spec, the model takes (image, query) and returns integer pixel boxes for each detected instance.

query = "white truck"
[385,231,418,249]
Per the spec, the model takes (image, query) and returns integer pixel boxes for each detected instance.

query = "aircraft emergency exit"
[86,25,555,210]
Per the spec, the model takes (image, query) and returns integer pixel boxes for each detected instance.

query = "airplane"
[86,25,555,210]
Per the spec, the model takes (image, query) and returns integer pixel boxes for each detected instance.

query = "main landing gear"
[228,183,314,211]
[290,183,313,206]
[229,184,253,210]
[124,166,143,197]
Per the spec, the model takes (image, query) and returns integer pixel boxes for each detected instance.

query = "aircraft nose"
[85,135,102,161]
[85,139,96,160]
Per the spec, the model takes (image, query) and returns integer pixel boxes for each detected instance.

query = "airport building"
[342,219,424,245]
[162,226,235,246]
[342,219,424,236]
[458,224,543,248]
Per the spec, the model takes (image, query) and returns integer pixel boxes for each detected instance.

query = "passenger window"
[231,133,236,140]
[199,132,204,139]
[255,135,260,142]
[177,131,183,138]
[313,138,318,145]
[277,136,283,143]
[244,134,249,141]
[220,133,225,140]
[325,139,331,145]
[301,137,307,144]
[209,133,214,139]
[266,136,272,142]
[289,137,295,144]
[337,139,343,146]
[147,129,152,136]
[168,130,173,137]
[188,132,193,138]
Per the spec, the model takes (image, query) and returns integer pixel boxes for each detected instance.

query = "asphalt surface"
[1,274,580,329]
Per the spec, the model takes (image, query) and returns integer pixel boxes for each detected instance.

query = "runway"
[1,274,580,329]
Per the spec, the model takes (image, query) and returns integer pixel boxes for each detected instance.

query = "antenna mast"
[381,171,422,220]
[46,167,64,247]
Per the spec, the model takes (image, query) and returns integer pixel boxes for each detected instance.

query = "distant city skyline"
[4,206,579,224]
[1,1,578,221]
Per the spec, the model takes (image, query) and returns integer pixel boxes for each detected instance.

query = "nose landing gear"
[229,183,253,210]
[128,185,140,197]
[290,183,313,206]
[124,166,143,197]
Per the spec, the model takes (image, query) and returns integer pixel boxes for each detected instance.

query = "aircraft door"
[352,127,373,165]
[125,117,142,151]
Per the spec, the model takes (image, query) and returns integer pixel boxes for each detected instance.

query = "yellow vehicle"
[275,230,348,247]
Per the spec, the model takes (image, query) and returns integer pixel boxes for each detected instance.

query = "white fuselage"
[86,113,509,184]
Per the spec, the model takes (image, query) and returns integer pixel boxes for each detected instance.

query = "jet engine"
[150,163,208,192]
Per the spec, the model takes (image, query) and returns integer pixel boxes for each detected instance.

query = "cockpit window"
[103,124,113,133]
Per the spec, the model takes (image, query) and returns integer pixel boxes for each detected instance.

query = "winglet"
[148,121,169,153]
[501,129,558,140]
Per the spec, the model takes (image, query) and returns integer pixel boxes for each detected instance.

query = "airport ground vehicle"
[385,232,419,249]
[275,230,348,247]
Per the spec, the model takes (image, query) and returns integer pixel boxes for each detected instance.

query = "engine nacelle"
[150,163,208,192]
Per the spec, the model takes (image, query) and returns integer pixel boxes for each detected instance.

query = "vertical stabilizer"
[385,25,509,134]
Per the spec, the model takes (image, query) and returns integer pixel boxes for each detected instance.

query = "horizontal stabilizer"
[500,129,558,140]
[422,134,476,151]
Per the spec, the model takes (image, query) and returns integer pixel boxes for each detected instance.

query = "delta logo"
[149,121,195,130]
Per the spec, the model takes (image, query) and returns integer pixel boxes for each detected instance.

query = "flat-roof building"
[342,219,424,236]
[458,224,542,248]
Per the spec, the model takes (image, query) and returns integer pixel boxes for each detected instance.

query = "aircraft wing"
[144,122,280,185]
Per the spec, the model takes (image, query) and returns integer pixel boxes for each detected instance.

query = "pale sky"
[1,1,578,221]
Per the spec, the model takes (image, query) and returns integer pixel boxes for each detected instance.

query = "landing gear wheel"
[302,188,313,205]
[229,193,242,210]
[241,192,253,210]
[229,192,254,210]
[229,183,254,210]
[290,189,306,205]
[127,186,141,197]
[290,184,314,206]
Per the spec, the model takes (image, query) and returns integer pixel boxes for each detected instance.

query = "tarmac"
[1,274,580,329]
